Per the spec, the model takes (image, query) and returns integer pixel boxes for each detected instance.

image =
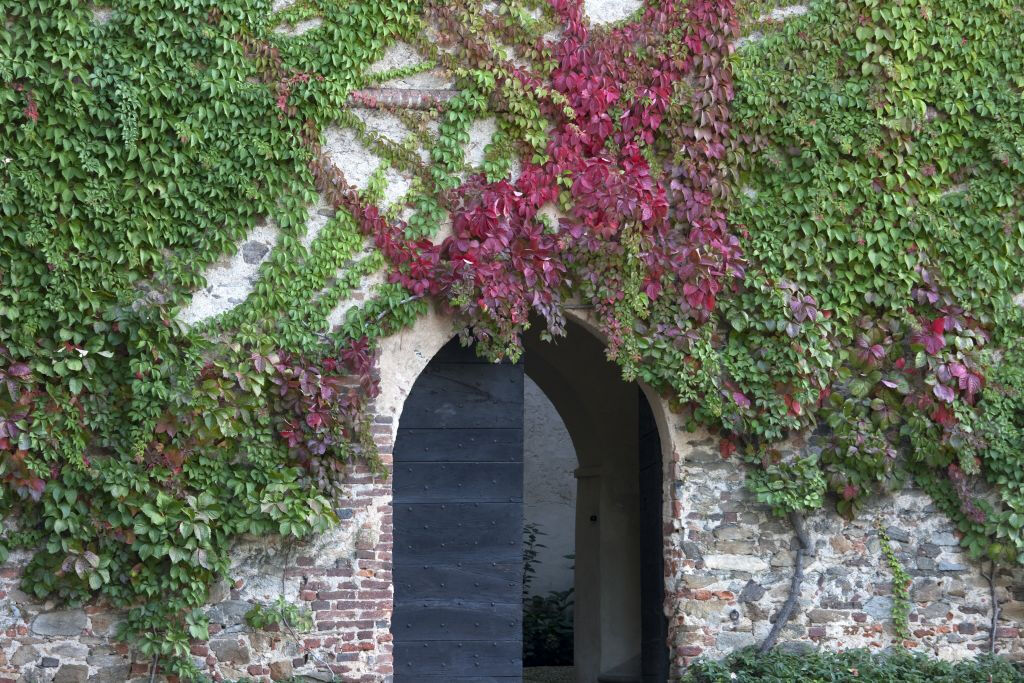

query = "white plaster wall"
[523,376,577,597]
[584,0,642,25]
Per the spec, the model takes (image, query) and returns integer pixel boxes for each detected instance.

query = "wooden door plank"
[398,364,524,429]
[394,562,521,602]
[393,462,524,503]
[392,601,521,640]
[393,428,523,462]
[394,639,522,676]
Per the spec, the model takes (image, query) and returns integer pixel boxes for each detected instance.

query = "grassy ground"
[523,666,576,683]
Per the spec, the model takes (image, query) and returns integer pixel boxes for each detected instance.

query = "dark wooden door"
[638,390,669,682]
[392,339,525,681]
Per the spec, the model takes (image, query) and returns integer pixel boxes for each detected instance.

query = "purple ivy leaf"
[933,383,956,403]
[732,391,751,409]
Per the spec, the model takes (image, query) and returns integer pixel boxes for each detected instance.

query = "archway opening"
[522,375,577,672]
[391,321,669,682]
[523,321,668,683]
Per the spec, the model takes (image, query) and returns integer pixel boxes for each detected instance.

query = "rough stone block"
[778,640,816,654]
[53,665,89,683]
[704,554,769,573]
[911,580,943,602]
[715,541,757,555]
[715,631,756,650]
[210,638,252,664]
[885,526,911,543]
[738,580,765,603]
[713,525,748,541]
[920,602,951,620]
[932,532,959,546]
[93,664,131,683]
[863,596,893,621]
[206,600,252,627]
[807,609,845,623]
[270,659,294,680]
[11,644,38,667]
[31,609,88,636]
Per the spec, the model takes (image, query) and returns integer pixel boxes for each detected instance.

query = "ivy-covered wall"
[2,0,1024,680]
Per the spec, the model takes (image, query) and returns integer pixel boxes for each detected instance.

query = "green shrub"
[681,647,1024,682]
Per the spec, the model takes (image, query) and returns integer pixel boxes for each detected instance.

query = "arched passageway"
[391,322,669,682]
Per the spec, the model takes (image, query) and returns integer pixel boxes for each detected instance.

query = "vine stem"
[984,560,1000,654]
[283,613,336,680]
[374,295,423,322]
[278,539,337,680]
[148,654,159,683]
[758,511,810,654]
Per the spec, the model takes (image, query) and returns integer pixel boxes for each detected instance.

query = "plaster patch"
[301,197,334,249]
[584,0,641,26]
[736,5,809,50]
[465,117,497,168]
[352,109,411,145]
[367,42,454,90]
[271,0,294,11]
[381,167,414,207]
[326,270,388,330]
[178,222,278,325]
[92,6,113,24]
[227,536,301,604]
[375,308,457,422]
[538,202,566,229]
[418,120,442,163]
[323,125,414,208]
[768,4,809,21]
[323,126,382,190]
[274,17,323,36]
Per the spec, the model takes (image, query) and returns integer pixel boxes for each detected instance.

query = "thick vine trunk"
[759,511,810,654]
[986,560,1000,654]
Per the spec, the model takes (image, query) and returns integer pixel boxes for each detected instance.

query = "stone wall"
[669,430,1024,666]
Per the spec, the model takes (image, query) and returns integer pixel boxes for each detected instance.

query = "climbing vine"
[877,521,912,640]
[1,0,1024,676]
